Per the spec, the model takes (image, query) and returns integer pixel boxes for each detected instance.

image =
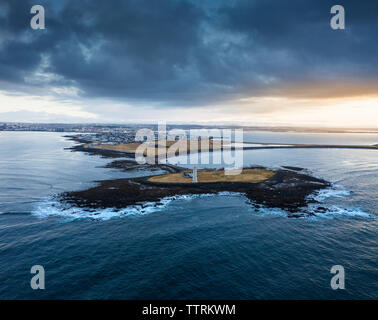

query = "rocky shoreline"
[60,165,331,218]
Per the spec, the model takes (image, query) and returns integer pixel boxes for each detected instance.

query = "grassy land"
[82,140,378,158]
[147,168,275,184]
[84,139,227,156]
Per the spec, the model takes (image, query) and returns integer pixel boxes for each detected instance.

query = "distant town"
[0,122,143,133]
[1,122,378,135]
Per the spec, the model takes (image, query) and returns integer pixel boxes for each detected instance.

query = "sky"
[0,0,377,127]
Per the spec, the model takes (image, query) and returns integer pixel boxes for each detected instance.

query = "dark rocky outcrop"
[60,167,331,217]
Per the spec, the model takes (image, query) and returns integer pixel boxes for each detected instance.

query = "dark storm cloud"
[0,0,377,106]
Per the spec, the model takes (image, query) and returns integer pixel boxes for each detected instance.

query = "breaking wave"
[306,204,372,218]
[308,185,351,202]
[31,186,372,221]
[32,192,243,221]
[305,185,372,219]
[249,184,372,219]
[251,204,371,219]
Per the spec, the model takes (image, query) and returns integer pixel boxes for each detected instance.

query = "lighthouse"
[192,166,198,183]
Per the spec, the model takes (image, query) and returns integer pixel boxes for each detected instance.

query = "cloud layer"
[0,0,377,124]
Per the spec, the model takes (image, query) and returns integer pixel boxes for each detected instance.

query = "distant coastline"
[1,122,378,134]
[65,135,378,160]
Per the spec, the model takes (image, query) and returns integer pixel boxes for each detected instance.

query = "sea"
[0,131,377,299]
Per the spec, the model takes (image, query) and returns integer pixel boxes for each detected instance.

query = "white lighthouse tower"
[192,166,198,183]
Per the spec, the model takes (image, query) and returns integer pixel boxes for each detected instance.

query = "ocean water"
[0,131,377,299]
[242,131,378,145]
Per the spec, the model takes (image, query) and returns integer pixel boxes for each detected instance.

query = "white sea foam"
[253,206,288,217]
[32,192,244,221]
[309,186,351,202]
[308,204,371,219]
[248,185,372,219]
[252,204,371,219]
[304,185,372,219]
[32,186,372,221]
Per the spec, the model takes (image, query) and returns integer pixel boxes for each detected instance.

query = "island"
[60,162,331,218]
